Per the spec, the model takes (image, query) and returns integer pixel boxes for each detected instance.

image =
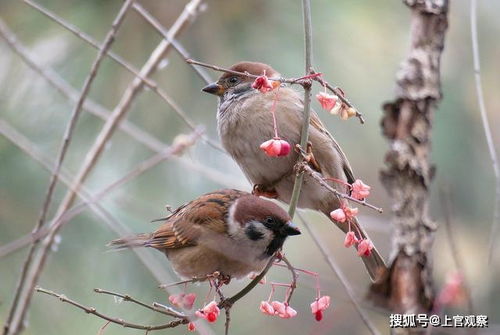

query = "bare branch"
[373,0,449,321]
[93,288,185,319]
[470,0,500,263]
[286,0,313,221]
[218,0,315,311]
[3,2,208,332]
[298,213,381,335]
[35,287,188,331]
[0,21,241,190]
[130,3,213,84]
[310,69,365,124]
[4,1,136,332]
[23,0,224,154]
[281,256,298,304]
[296,160,383,213]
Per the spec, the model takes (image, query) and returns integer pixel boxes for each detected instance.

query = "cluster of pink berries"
[260,301,297,318]
[329,179,374,257]
[259,295,331,321]
[316,90,357,120]
[168,292,221,331]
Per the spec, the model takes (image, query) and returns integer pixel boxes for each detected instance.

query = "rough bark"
[370,0,449,332]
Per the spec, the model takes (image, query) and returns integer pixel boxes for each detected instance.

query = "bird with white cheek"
[202,62,387,281]
[109,189,300,280]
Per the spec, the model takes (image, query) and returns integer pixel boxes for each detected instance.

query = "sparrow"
[202,62,386,281]
[108,189,300,280]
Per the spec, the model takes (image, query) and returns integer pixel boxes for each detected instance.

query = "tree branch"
[35,288,188,331]
[298,213,381,335]
[370,1,450,331]
[3,2,205,333]
[470,0,500,264]
[3,1,136,332]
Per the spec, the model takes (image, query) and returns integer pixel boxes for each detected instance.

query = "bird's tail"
[107,233,153,250]
[322,210,387,282]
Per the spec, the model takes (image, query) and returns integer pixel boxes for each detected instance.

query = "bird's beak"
[283,221,301,236]
[202,82,224,96]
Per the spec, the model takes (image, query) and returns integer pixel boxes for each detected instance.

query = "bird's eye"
[264,217,275,226]
[228,76,239,84]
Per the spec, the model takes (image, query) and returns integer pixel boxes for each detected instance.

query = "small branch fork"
[35,287,189,331]
[186,59,365,124]
[35,255,300,334]
[295,145,383,213]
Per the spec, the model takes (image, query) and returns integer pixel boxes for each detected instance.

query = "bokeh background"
[1,0,499,334]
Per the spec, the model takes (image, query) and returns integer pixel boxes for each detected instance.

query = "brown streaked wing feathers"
[309,111,356,184]
[147,190,246,250]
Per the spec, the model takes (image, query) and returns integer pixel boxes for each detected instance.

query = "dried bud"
[339,107,357,120]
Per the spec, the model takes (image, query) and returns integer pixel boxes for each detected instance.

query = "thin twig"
[224,308,230,335]
[159,273,220,289]
[0,119,199,296]
[7,127,202,254]
[3,2,206,332]
[0,20,240,190]
[297,161,383,213]
[281,256,298,304]
[3,2,135,333]
[35,287,188,331]
[221,255,276,308]
[131,3,213,84]
[470,0,500,264]
[96,321,111,335]
[286,0,313,221]
[439,188,474,316]
[23,0,224,155]
[298,213,381,335]
[93,288,185,319]
[310,69,365,124]
[218,0,315,310]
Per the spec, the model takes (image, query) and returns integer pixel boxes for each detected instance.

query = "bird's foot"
[305,141,321,172]
[252,184,279,199]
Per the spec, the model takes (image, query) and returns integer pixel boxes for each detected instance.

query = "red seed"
[315,310,323,321]
[206,312,217,323]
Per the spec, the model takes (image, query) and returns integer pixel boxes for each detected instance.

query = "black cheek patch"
[245,224,264,241]
[264,236,286,257]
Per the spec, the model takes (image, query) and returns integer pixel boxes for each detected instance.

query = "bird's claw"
[252,184,279,199]
[305,142,321,172]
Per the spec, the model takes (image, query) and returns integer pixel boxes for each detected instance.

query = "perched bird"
[109,189,300,280]
[202,62,386,281]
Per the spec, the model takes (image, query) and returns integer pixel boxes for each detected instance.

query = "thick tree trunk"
[370,1,449,333]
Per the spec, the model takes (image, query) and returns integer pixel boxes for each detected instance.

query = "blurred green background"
[1,0,499,334]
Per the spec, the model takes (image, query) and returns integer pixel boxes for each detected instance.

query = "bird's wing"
[148,189,245,250]
[309,111,356,184]
[287,86,355,184]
